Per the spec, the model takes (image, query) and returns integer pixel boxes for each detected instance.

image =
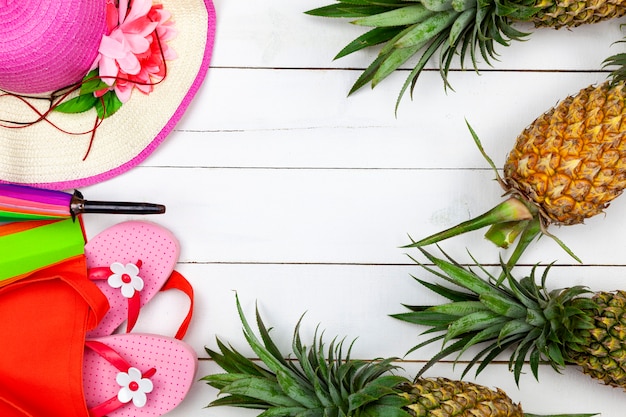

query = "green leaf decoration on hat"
[54,70,123,119]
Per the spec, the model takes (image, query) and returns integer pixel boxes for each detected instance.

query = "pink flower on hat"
[45,0,178,127]
[92,0,177,103]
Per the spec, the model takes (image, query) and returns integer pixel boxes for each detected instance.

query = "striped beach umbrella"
[0,183,165,222]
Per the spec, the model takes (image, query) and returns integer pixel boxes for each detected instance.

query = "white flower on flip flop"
[108,262,144,298]
[116,367,154,407]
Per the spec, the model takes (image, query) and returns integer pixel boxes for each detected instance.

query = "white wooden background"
[80,1,626,415]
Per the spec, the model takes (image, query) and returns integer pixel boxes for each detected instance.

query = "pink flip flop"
[85,221,180,338]
[83,333,197,417]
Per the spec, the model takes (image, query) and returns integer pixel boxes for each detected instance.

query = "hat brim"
[0,0,216,190]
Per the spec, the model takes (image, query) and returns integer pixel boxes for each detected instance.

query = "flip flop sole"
[83,333,198,417]
[85,221,180,337]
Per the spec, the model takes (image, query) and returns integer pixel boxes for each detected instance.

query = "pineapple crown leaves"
[391,248,595,385]
[603,31,626,87]
[305,0,533,110]
[403,121,581,276]
[203,294,414,417]
[203,298,599,417]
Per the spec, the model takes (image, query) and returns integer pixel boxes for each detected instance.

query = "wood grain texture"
[79,0,626,415]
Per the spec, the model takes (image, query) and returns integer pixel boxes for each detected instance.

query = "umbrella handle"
[70,191,166,216]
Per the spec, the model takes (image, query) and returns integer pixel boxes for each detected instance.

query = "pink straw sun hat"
[0,0,215,189]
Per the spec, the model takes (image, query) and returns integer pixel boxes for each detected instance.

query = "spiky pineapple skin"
[530,0,626,28]
[503,81,626,225]
[400,378,523,417]
[567,290,626,388]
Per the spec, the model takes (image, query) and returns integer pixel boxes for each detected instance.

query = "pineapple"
[504,81,626,226]
[203,296,594,417]
[393,248,626,389]
[305,0,626,106]
[407,55,626,270]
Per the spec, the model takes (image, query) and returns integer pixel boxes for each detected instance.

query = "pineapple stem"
[405,197,533,248]
[484,220,530,249]
[495,216,542,284]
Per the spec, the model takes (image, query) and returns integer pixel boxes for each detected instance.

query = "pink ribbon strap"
[88,261,142,333]
[159,270,194,340]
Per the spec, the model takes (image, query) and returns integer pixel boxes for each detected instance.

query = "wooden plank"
[63,1,626,416]
[180,67,609,133]
[163,323,624,417]
[150,68,609,170]
[128,263,626,360]
[212,0,626,71]
[83,166,626,266]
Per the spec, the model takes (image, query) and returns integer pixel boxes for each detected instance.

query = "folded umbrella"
[0,183,165,221]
